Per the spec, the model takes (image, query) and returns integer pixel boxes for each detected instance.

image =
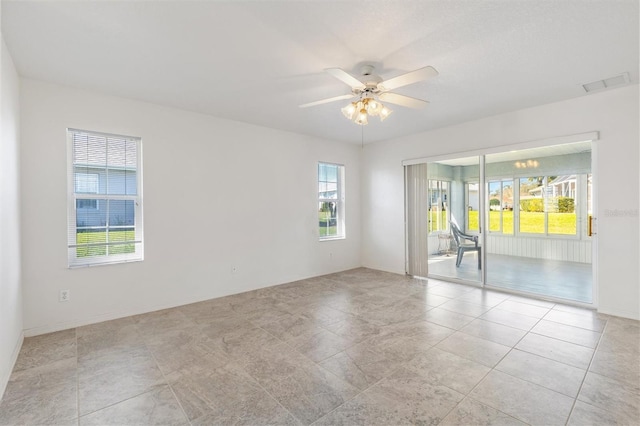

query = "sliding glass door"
[484,142,593,303]
[405,138,595,305]
[424,156,483,286]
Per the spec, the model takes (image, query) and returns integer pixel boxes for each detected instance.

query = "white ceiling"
[2,0,638,144]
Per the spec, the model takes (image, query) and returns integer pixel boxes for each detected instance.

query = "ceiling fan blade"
[299,94,355,108]
[378,66,438,91]
[378,92,429,109]
[325,68,365,90]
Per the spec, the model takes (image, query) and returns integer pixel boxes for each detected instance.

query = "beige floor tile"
[171,362,287,423]
[531,319,601,348]
[425,284,474,299]
[77,319,142,357]
[515,332,594,369]
[470,370,574,425]
[292,329,351,362]
[403,347,491,394]
[456,289,511,307]
[354,297,432,326]
[598,320,640,353]
[12,329,76,372]
[261,312,326,342]
[480,308,541,331]
[290,302,356,327]
[204,324,282,365]
[2,357,76,403]
[460,318,527,347]
[378,318,454,344]
[243,343,358,424]
[409,290,452,308]
[568,400,633,426]
[79,385,188,425]
[323,317,382,343]
[436,332,511,367]
[318,350,383,390]
[78,345,165,415]
[363,367,466,424]
[312,392,405,426]
[495,349,587,397]
[578,371,640,422]
[0,380,77,426]
[589,347,640,388]
[543,308,606,332]
[438,299,492,317]
[424,307,476,330]
[440,397,527,425]
[496,300,552,319]
[505,295,555,309]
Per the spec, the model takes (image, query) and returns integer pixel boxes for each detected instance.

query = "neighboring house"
[528,175,577,199]
[74,167,137,228]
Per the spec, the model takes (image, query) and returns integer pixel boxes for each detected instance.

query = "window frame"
[74,172,100,210]
[67,129,144,267]
[427,179,450,235]
[487,178,514,235]
[474,173,584,239]
[318,162,345,240]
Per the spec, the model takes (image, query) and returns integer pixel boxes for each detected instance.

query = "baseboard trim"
[23,301,200,337]
[22,267,365,337]
[0,331,24,400]
[597,305,640,321]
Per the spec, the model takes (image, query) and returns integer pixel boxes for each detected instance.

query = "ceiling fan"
[299,64,438,125]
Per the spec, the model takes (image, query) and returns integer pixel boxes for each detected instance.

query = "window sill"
[319,236,345,242]
[69,257,144,269]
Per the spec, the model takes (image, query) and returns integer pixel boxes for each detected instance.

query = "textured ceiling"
[2,0,638,144]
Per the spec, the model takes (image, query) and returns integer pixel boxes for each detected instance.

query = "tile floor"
[1,268,638,425]
[428,253,593,303]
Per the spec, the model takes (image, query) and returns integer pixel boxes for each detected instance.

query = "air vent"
[583,72,630,93]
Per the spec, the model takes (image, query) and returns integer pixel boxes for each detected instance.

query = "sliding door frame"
[403,131,599,307]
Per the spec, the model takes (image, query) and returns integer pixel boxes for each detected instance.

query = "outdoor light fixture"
[341,97,393,125]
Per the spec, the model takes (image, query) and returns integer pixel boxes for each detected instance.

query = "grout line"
[564,315,609,425]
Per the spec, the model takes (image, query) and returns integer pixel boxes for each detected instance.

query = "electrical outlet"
[59,290,70,302]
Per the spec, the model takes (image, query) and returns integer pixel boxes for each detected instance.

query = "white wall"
[363,85,640,320]
[20,79,362,336]
[0,36,24,396]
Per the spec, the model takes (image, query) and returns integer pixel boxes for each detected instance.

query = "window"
[318,162,345,239]
[67,129,143,267]
[466,182,480,232]
[519,175,577,236]
[428,179,449,233]
[488,179,514,234]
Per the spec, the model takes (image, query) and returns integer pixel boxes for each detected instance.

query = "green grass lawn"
[76,230,136,257]
[467,211,576,235]
[319,211,337,237]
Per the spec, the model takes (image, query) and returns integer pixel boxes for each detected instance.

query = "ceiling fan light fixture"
[301,64,438,126]
[365,99,382,116]
[379,105,393,121]
[341,103,357,120]
[354,108,369,125]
